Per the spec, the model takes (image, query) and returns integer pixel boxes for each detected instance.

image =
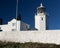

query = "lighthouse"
[35,3,47,31]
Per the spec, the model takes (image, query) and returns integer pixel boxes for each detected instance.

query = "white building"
[0,18,30,31]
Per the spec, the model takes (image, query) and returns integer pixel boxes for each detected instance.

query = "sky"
[0,0,60,29]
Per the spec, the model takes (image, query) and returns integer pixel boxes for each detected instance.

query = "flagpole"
[16,0,18,31]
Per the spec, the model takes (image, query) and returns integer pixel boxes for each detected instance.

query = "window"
[12,23,16,26]
[26,26,27,28]
[0,27,2,31]
[41,17,43,20]
[12,29,16,31]
[0,27,1,30]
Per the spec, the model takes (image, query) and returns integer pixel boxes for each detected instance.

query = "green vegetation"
[0,41,60,48]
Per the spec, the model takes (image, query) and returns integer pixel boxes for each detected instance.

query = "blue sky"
[0,0,60,29]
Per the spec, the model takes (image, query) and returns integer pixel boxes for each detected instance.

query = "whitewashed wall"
[35,13,46,31]
[0,30,60,44]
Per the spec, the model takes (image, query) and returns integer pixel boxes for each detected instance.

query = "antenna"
[16,0,18,31]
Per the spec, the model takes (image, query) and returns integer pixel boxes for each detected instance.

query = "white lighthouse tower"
[35,3,47,31]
